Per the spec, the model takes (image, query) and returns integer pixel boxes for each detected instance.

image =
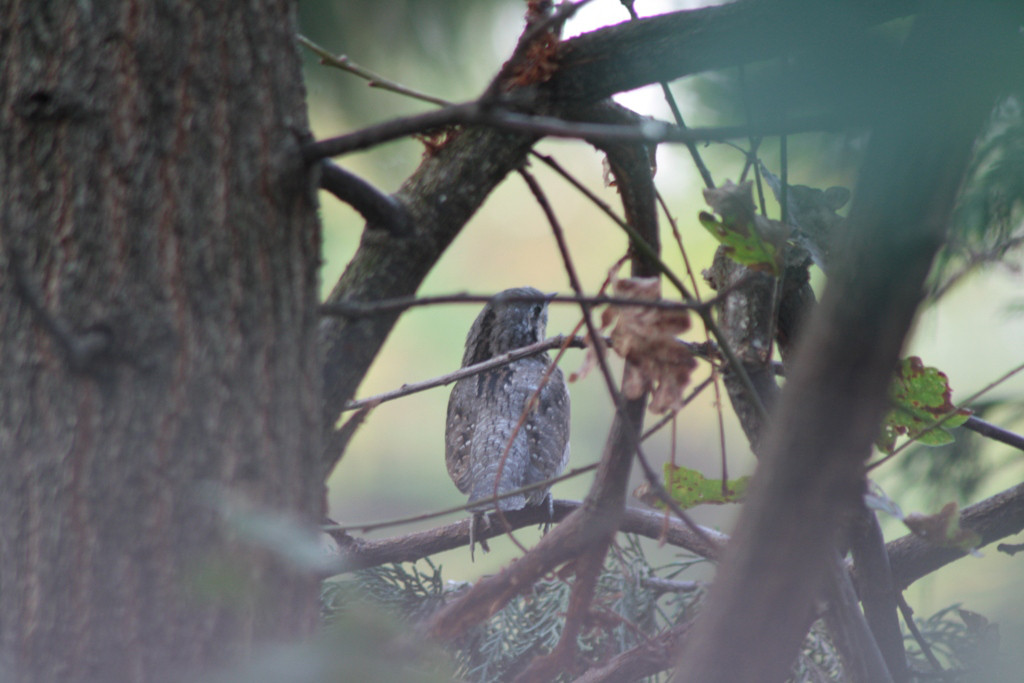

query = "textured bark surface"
[0,2,322,681]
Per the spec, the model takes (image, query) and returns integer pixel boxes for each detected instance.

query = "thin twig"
[896,593,956,682]
[633,445,720,549]
[320,291,713,317]
[521,169,621,417]
[641,375,715,441]
[340,335,581,412]
[303,103,841,162]
[656,187,730,492]
[297,34,451,107]
[502,167,611,555]
[620,0,714,190]
[533,147,719,550]
[535,152,770,423]
[342,333,715,414]
[324,463,600,534]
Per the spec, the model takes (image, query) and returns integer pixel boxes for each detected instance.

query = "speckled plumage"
[445,288,571,522]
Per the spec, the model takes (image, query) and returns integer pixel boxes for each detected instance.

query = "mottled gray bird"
[445,287,571,557]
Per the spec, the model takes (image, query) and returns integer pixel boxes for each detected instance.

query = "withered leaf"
[597,276,696,413]
[903,501,981,552]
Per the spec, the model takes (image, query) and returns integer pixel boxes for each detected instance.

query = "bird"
[445,287,571,558]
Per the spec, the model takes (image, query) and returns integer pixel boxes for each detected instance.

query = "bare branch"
[549,0,917,104]
[620,0,715,190]
[885,480,1024,590]
[297,34,452,107]
[340,335,583,412]
[821,548,896,683]
[319,161,412,235]
[962,415,1024,452]
[327,464,599,535]
[896,594,955,682]
[305,101,843,162]
[324,499,725,574]
[320,291,713,318]
[848,506,907,681]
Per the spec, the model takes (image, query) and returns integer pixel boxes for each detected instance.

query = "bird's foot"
[469,512,491,561]
[538,493,555,534]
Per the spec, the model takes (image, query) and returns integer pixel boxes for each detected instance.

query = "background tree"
[1,2,322,681]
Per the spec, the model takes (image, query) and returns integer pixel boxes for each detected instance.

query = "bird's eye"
[531,304,544,318]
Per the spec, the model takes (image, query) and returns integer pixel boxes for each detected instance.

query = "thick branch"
[319,161,411,235]
[885,480,1024,590]
[325,499,723,573]
[848,506,907,681]
[549,0,917,104]
[821,548,895,683]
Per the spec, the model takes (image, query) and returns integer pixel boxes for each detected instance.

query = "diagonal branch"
[318,161,411,235]
[549,0,917,104]
[675,5,1023,681]
[885,480,1024,590]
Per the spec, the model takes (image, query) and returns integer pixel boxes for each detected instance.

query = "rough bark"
[0,2,322,681]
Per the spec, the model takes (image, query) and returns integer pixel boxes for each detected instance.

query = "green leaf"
[662,464,750,509]
[699,180,786,274]
[698,211,781,274]
[877,356,971,454]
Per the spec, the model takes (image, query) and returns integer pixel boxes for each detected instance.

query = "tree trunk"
[0,2,322,681]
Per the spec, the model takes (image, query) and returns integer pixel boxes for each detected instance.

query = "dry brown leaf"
[603,276,696,413]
